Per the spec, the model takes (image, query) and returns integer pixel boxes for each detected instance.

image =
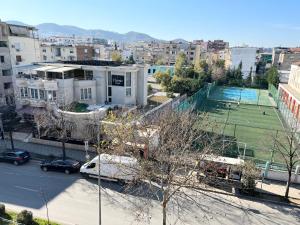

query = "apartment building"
[0,21,40,105]
[227,47,257,78]
[207,40,229,52]
[14,61,148,116]
[40,44,77,62]
[0,21,13,105]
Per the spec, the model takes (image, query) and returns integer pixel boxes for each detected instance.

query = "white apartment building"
[0,21,40,105]
[40,44,77,62]
[228,47,257,78]
[14,61,148,115]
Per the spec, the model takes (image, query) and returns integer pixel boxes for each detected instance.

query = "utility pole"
[97,122,102,225]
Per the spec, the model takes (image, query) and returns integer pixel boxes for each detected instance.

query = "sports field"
[209,86,275,106]
[197,86,289,163]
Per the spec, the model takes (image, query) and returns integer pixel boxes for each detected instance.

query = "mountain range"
[6,20,188,43]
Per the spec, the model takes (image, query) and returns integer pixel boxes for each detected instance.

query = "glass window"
[88,88,92,99]
[84,89,88,99]
[108,87,112,97]
[30,89,38,99]
[80,89,84,100]
[126,88,131,97]
[0,56,4,63]
[2,69,12,76]
[39,90,45,100]
[126,72,131,87]
[108,71,112,85]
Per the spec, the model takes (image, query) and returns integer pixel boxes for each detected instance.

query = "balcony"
[15,78,58,90]
[19,98,46,107]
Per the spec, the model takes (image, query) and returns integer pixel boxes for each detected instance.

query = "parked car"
[40,159,81,174]
[80,154,140,182]
[0,150,31,165]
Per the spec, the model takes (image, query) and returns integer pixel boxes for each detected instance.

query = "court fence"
[268,84,279,106]
[177,82,216,111]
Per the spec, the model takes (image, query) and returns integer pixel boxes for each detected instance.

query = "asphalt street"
[0,160,299,225]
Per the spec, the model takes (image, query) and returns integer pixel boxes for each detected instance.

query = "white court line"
[14,185,39,193]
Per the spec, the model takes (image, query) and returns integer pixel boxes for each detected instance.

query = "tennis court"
[208,86,275,106]
[199,99,288,163]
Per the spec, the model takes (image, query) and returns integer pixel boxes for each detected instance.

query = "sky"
[1,0,300,47]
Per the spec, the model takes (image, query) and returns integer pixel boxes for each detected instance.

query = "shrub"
[17,210,33,225]
[0,204,5,216]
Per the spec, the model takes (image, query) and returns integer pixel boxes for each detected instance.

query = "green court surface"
[199,100,288,163]
[208,86,275,107]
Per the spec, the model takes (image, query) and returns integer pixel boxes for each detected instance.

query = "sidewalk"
[0,137,96,162]
[256,179,300,200]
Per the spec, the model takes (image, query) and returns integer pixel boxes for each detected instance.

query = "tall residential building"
[0,21,13,105]
[0,21,40,105]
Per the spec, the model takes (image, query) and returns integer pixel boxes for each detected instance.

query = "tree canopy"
[266,66,280,87]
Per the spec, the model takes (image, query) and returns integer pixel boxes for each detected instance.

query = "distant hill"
[6,20,159,43]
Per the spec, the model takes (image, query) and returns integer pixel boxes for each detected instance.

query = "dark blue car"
[0,150,31,165]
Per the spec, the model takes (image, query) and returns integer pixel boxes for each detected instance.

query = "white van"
[80,154,140,182]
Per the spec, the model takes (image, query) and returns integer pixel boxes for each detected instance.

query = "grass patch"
[0,210,60,225]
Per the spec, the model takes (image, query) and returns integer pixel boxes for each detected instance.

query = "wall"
[8,36,41,66]
[230,47,257,78]
[263,169,300,184]
[74,80,97,104]
[288,65,300,90]
[57,78,74,105]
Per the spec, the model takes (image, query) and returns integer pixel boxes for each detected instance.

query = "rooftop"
[61,60,122,67]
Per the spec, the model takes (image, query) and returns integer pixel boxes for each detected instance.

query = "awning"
[33,66,58,72]
[47,67,77,73]
[9,25,29,36]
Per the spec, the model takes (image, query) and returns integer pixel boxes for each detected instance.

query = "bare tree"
[37,104,76,160]
[273,126,300,198]
[103,109,223,225]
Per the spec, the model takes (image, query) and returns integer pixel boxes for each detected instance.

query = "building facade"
[278,63,300,128]
[14,61,148,112]
[228,47,257,78]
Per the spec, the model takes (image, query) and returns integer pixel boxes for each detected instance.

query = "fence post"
[234,124,237,137]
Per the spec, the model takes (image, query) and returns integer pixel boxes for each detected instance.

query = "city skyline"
[1,0,300,47]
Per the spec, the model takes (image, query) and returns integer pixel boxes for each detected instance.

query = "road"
[0,161,299,225]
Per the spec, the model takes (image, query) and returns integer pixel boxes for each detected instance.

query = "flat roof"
[62,60,122,67]
[33,66,58,72]
[47,66,77,73]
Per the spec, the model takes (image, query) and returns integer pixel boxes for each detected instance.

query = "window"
[2,69,11,76]
[108,71,112,85]
[42,49,46,53]
[16,55,22,62]
[148,68,151,74]
[30,88,38,99]
[126,72,131,87]
[85,70,93,80]
[70,50,74,54]
[80,88,92,100]
[43,55,47,61]
[152,69,156,74]
[20,87,28,98]
[0,56,4,63]
[39,90,45,100]
[126,88,131,97]
[47,90,56,101]
[84,49,88,54]
[87,163,96,169]
[4,83,12,89]
[108,87,112,97]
